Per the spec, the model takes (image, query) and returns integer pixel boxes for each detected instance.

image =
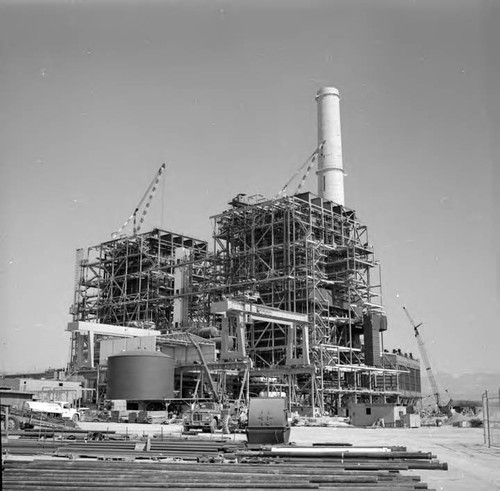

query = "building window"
[366,407,372,415]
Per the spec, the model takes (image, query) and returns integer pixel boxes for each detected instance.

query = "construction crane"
[111,163,166,239]
[403,306,452,416]
[187,333,221,403]
[277,142,325,198]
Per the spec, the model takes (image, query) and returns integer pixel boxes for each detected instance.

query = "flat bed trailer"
[1,405,77,431]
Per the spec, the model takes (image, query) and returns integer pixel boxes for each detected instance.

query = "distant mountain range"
[421,372,500,402]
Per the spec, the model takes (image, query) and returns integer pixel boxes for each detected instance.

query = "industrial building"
[0,377,83,404]
[67,88,421,415]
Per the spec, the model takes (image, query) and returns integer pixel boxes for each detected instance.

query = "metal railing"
[482,389,500,447]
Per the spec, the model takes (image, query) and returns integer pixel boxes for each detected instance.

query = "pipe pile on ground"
[3,436,241,460]
[2,436,448,490]
[3,459,442,490]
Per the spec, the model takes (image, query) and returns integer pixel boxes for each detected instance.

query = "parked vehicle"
[180,333,250,434]
[23,400,81,422]
[1,405,22,430]
[53,401,82,422]
[183,401,222,433]
[1,403,76,431]
[183,401,247,434]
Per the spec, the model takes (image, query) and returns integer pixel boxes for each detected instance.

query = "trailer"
[1,404,77,431]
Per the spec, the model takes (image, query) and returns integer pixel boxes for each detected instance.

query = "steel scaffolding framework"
[71,194,420,411]
[72,228,208,330]
[200,192,395,412]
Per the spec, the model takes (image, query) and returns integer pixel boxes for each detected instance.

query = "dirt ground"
[291,426,500,491]
[77,422,500,491]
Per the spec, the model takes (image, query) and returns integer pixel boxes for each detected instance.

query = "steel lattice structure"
[72,229,208,330]
[201,192,391,411]
[71,194,420,411]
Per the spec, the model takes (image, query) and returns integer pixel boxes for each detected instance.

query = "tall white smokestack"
[316,87,344,205]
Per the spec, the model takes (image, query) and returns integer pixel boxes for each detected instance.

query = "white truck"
[24,401,81,422]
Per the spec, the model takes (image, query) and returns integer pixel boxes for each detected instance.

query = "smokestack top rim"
[316,87,340,100]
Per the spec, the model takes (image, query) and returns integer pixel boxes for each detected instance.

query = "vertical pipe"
[320,347,324,414]
[246,368,250,404]
[379,262,386,403]
[311,372,316,415]
[369,373,373,404]
[485,390,491,447]
[316,87,344,205]
[5,406,9,439]
[88,331,94,369]
[96,365,100,409]
[337,365,341,413]
[396,358,400,405]
[482,392,487,445]
[381,332,386,403]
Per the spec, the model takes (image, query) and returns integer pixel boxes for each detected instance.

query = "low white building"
[0,378,83,404]
[348,403,419,427]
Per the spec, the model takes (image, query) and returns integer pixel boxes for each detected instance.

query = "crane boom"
[277,142,324,198]
[112,163,166,238]
[403,306,451,415]
[187,333,221,403]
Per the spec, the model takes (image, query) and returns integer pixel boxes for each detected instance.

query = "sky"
[1,0,498,376]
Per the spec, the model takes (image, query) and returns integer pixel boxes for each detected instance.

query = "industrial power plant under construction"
[66,87,421,419]
[4,88,495,491]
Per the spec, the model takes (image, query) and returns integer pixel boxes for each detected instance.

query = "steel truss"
[201,192,400,412]
[72,229,207,330]
[71,194,420,412]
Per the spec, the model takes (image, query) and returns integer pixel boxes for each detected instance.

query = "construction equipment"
[1,404,77,431]
[24,401,81,422]
[403,307,452,416]
[186,333,221,403]
[183,334,222,433]
[183,334,247,434]
[277,142,325,198]
[183,401,222,433]
[246,397,291,444]
[183,400,247,434]
[112,163,166,238]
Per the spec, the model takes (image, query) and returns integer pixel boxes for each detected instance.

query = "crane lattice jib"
[187,333,221,403]
[277,142,325,197]
[414,331,442,407]
[403,306,442,408]
[133,163,166,235]
[112,163,166,238]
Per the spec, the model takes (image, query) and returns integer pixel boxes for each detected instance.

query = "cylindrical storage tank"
[107,350,174,400]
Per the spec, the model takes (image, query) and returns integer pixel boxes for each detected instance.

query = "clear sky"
[1,0,498,375]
